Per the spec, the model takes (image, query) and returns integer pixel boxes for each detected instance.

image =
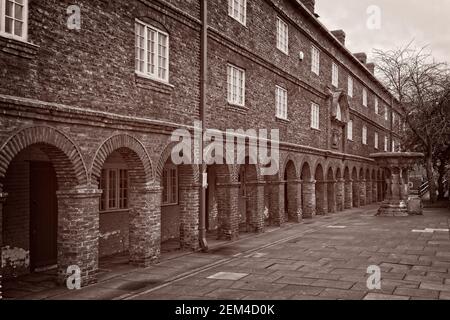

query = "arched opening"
[1,139,85,294]
[344,167,352,210]
[301,162,315,218]
[352,168,359,207]
[366,168,372,204]
[238,159,259,234]
[378,170,383,202]
[315,164,327,215]
[359,168,366,206]
[372,170,378,203]
[327,168,336,213]
[284,160,298,222]
[205,162,234,240]
[335,168,344,212]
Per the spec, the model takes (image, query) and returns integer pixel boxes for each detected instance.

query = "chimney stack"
[300,0,316,14]
[331,30,346,46]
[365,62,375,75]
[354,52,367,65]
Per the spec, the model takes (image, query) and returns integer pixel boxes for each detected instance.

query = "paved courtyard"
[4,205,450,300]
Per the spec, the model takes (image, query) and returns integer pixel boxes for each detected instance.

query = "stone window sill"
[226,103,249,114]
[135,73,174,94]
[0,35,39,59]
[276,117,290,124]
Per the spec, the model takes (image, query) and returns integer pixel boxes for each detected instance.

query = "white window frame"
[311,102,320,130]
[347,120,353,141]
[374,132,379,149]
[228,0,247,26]
[375,97,379,114]
[362,125,368,145]
[311,45,320,75]
[347,76,353,97]
[392,140,396,152]
[276,17,289,55]
[384,136,388,152]
[275,85,288,120]
[363,88,368,107]
[332,62,339,87]
[0,0,28,42]
[100,167,129,212]
[384,106,389,121]
[162,164,178,206]
[227,64,246,107]
[135,19,170,83]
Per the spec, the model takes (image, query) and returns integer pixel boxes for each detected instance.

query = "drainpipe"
[199,0,208,252]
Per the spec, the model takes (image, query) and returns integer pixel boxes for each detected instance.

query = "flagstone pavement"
[4,205,450,300]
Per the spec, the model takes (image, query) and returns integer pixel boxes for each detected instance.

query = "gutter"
[199,0,208,252]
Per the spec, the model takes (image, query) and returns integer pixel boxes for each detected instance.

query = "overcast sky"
[315,0,450,64]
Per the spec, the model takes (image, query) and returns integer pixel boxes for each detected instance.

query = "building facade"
[0,0,404,288]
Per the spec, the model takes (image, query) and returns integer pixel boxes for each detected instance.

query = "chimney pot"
[366,62,375,75]
[331,30,346,46]
[299,0,316,14]
[354,52,367,64]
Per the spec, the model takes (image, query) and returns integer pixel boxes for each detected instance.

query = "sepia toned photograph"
[0,0,449,309]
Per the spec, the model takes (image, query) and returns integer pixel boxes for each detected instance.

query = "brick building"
[0,0,404,289]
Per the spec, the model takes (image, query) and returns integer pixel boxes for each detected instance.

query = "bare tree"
[374,42,450,202]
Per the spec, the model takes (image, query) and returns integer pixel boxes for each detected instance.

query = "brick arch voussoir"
[156,140,200,185]
[90,134,154,185]
[0,126,88,188]
[281,153,300,180]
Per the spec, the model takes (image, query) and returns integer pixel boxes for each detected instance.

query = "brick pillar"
[353,181,360,208]
[287,180,302,222]
[129,185,162,266]
[179,182,200,251]
[316,181,328,215]
[372,181,378,203]
[328,180,337,213]
[247,181,265,233]
[336,179,345,212]
[302,180,316,218]
[216,181,240,240]
[359,180,366,207]
[56,187,101,287]
[344,180,353,209]
[0,191,7,299]
[366,181,372,204]
[268,181,285,226]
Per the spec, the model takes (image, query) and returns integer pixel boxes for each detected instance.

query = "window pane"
[109,170,117,208]
[15,3,23,20]
[6,1,13,17]
[14,20,23,36]
[5,17,13,33]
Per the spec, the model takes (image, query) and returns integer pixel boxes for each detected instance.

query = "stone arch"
[91,134,154,185]
[0,126,88,189]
